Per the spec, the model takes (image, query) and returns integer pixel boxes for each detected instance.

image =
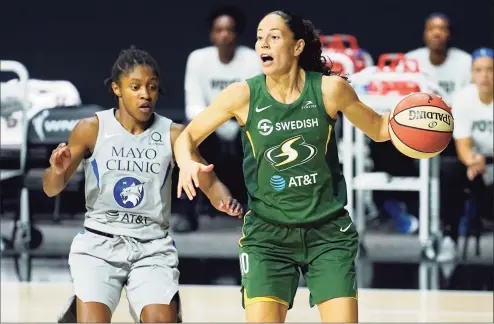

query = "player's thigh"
[241,249,292,323]
[317,297,358,323]
[139,294,179,323]
[125,235,180,323]
[239,214,301,311]
[304,213,359,307]
[69,230,127,317]
[76,297,112,323]
[245,300,289,323]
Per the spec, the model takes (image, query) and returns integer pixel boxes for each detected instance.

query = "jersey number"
[239,252,249,275]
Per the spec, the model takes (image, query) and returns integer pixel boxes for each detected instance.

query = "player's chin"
[134,107,154,120]
[262,65,279,76]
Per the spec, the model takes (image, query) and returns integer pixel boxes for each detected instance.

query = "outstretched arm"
[42,117,98,197]
[170,123,243,216]
[174,82,250,199]
[322,75,390,142]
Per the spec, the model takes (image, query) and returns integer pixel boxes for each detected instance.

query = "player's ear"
[294,39,305,57]
[112,81,122,97]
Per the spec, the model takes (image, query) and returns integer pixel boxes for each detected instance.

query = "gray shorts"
[68,228,179,322]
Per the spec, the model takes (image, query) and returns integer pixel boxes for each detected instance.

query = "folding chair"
[9,104,103,281]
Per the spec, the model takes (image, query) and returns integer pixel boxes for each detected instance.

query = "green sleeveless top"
[240,71,348,225]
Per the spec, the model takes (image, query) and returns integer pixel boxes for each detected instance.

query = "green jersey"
[240,71,348,225]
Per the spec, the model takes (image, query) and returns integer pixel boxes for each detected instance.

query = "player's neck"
[429,49,447,66]
[478,90,493,105]
[115,108,151,135]
[218,46,236,64]
[265,67,305,102]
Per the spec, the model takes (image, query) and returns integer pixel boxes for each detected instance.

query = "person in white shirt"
[177,5,262,232]
[437,48,493,262]
[406,13,472,104]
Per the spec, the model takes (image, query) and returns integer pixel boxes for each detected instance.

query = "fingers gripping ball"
[389,92,454,159]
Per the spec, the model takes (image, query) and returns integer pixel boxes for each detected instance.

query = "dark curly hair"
[271,10,346,79]
[207,5,246,35]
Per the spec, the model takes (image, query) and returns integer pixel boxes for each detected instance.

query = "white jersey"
[406,47,472,104]
[452,84,493,157]
[83,108,174,240]
[184,45,261,119]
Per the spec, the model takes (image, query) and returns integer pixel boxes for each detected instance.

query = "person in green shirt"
[174,10,392,323]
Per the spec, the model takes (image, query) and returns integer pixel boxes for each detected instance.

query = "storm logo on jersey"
[113,177,145,208]
[264,135,318,171]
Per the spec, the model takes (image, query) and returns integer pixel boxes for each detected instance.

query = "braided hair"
[104,46,164,103]
[271,10,347,80]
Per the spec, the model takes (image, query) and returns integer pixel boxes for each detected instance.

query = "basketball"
[388,92,454,159]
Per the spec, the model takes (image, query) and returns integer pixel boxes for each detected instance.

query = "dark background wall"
[1,0,493,120]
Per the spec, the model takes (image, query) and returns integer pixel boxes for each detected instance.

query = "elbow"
[42,176,61,197]
[372,113,391,142]
[373,131,391,143]
[42,182,59,197]
[43,186,59,198]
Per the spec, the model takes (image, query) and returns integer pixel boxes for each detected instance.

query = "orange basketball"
[388,92,454,159]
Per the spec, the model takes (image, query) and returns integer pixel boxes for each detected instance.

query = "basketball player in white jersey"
[43,46,243,323]
[437,48,493,261]
[178,5,262,232]
[406,13,472,104]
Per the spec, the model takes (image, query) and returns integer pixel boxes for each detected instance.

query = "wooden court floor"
[1,283,492,322]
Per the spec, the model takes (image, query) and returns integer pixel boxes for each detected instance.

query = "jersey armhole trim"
[317,74,338,123]
[84,113,102,161]
[167,119,176,169]
[243,77,257,130]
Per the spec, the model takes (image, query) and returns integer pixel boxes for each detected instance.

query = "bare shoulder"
[321,75,357,117]
[221,81,250,108]
[72,116,99,139]
[67,115,99,153]
[215,81,250,124]
[321,75,354,97]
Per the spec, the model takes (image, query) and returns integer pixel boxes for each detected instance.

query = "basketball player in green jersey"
[175,11,391,323]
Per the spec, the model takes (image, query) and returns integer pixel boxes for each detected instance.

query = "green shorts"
[238,211,359,309]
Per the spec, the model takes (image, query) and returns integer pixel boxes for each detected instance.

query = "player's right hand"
[177,160,214,200]
[49,143,72,175]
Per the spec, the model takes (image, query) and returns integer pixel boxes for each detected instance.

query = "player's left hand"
[217,197,243,218]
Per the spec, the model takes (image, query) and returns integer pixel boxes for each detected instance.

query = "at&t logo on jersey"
[257,118,319,136]
[105,210,152,225]
[113,177,145,208]
[269,173,318,191]
[265,135,317,171]
[270,175,286,191]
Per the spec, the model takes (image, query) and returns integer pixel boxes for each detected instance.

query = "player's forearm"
[174,129,198,169]
[42,167,66,197]
[455,140,476,166]
[375,112,391,142]
[202,178,233,210]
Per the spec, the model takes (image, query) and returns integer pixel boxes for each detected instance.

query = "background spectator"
[175,5,262,232]
[437,48,493,262]
[406,13,472,104]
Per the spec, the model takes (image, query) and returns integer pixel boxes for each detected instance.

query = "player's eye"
[130,85,140,91]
